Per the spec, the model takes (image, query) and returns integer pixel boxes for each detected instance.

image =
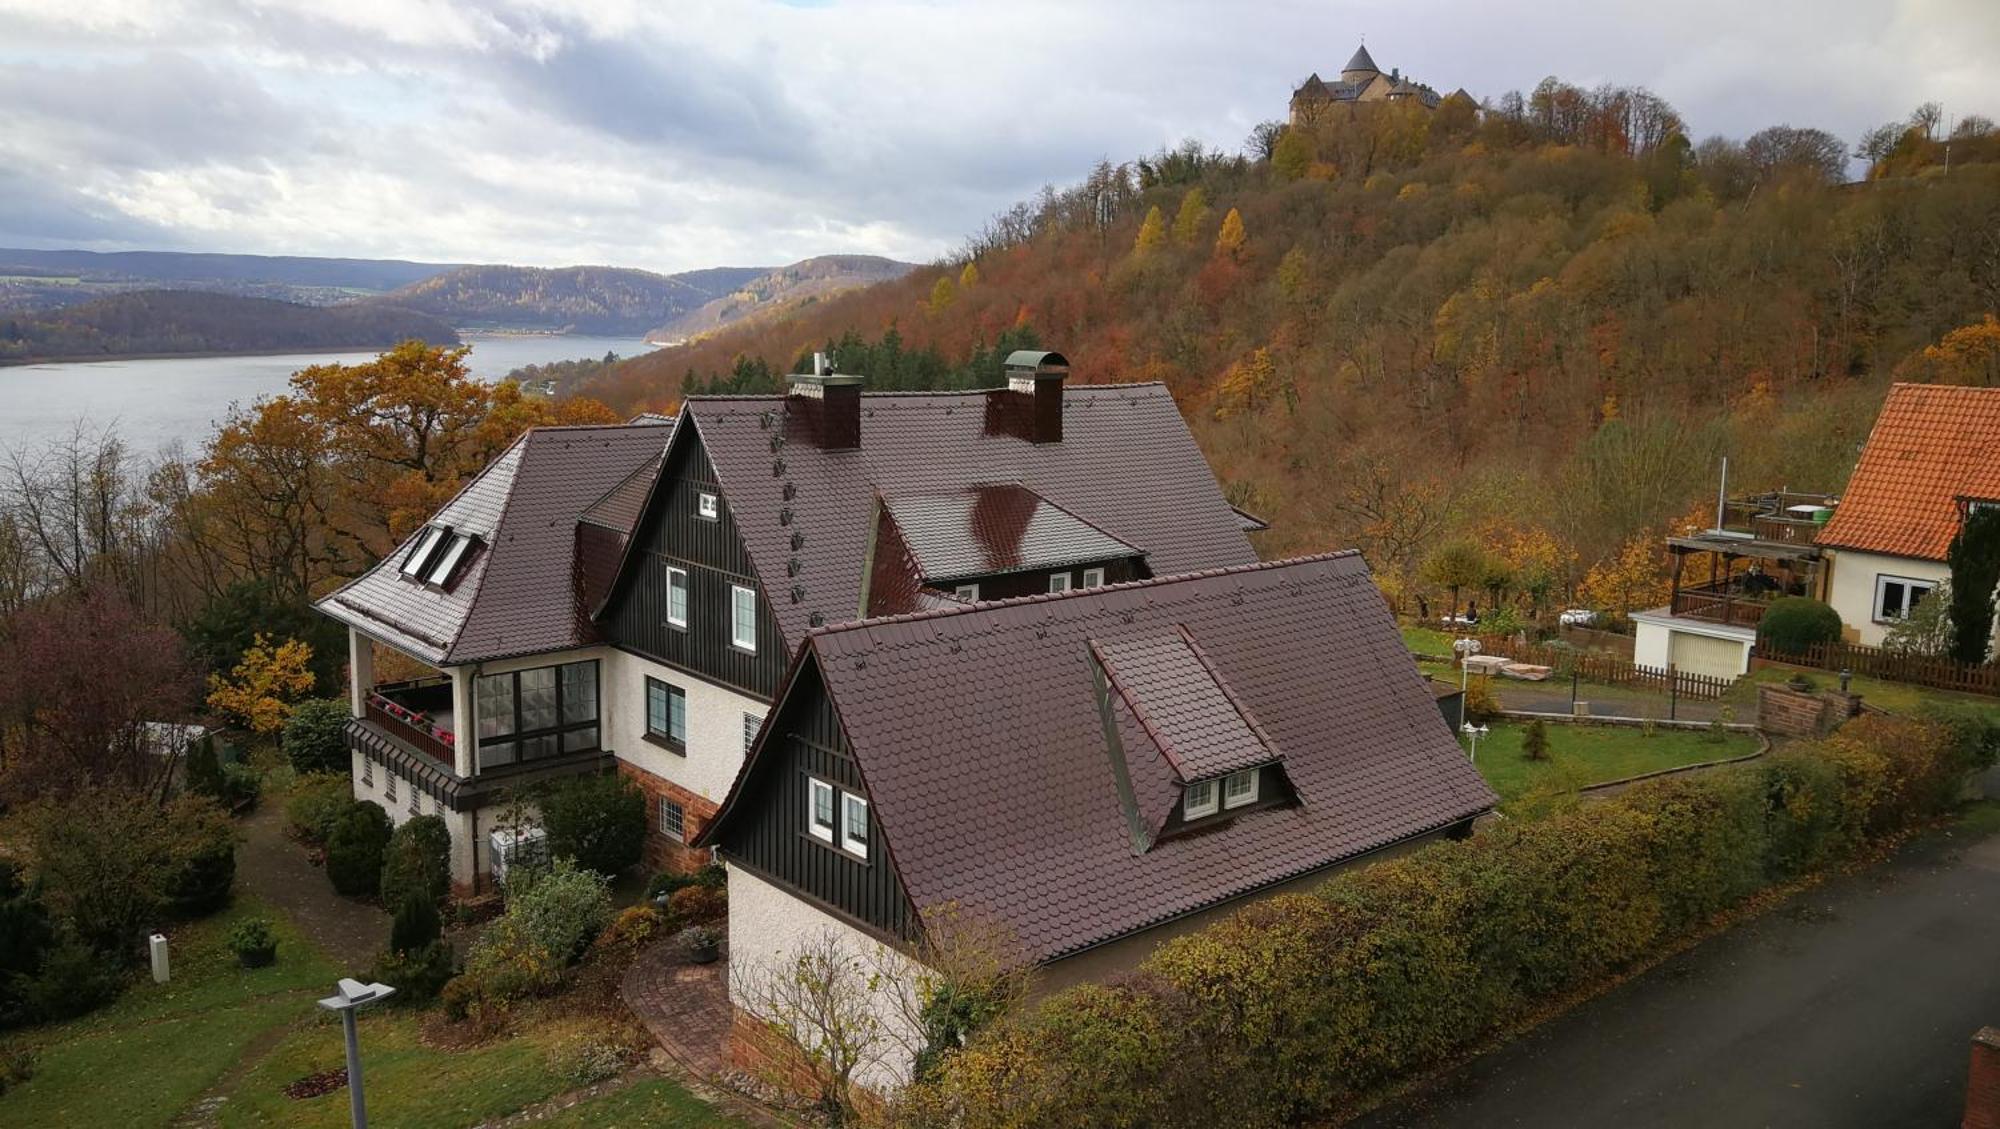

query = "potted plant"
[686,925,721,965]
[228,918,279,969]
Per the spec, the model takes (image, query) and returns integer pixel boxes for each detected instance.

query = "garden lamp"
[1461,721,1490,764]
[1453,637,1482,694]
[317,977,396,1129]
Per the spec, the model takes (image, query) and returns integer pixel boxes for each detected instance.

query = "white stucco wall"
[605,651,767,805]
[348,747,478,885]
[1826,549,1953,647]
[727,864,926,1094]
[1630,612,1752,678]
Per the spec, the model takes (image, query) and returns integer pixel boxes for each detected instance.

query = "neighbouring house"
[1631,489,1839,680]
[699,552,1498,1090]
[316,350,1259,890]
[1815,382,2000,650]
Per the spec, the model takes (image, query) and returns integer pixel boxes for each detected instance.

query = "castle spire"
[1342,42,1379,79]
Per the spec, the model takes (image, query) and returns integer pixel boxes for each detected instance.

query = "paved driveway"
[1358,814,2000,1129]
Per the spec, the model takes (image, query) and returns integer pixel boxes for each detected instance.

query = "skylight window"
[425,533,475,587]
[399,525,447,578]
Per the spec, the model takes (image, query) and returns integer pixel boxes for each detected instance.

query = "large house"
[316,351,1261,890]
[1289,43,1469,126]
[1816,382,2000,650]
[700,551,1498,1088]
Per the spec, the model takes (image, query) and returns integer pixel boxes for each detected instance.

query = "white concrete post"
[451,667,475,778]
[347,628,374,719]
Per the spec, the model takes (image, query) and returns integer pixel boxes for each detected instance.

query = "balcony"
[1717,491,1837,546]
[364,676,456,769]
[1669,579,1777,628]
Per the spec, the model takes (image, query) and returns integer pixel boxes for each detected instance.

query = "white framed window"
[1183,778,1218,819]
[1223,768,1260,809]
[954,583,980,601]
[730,584,757,651]
[425,533,475,587]
[807,778,835,841]
[743,712,762,754]
[1082,567,1106,588]
[400,524,446,577]
[1874,575,1936,622]
[665,566,689,628]
[645,677,686,747]
[842,792,870,859]
[659,797,686,843]
[1048,573,1073,593]
[697,492,719,520]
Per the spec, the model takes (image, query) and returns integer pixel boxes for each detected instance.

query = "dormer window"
[697,492,720,520]
[1183,779,1218,819]
[399,525,447,578]
[1082,567,1106,588]
[1223,768,1260,809]
[1048,573,1073,594]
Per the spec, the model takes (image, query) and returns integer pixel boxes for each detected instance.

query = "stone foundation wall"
[618,760,720,874]
[1757,684,1862,738]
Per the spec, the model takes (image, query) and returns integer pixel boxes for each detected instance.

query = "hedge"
[908,713,1995,1128]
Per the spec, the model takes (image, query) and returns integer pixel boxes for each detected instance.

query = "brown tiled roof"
[883,483,1143,583]
[319,422,668,665]
[676,383,1256,651]
[1817,383,2000,561]
[711,553,1495,964]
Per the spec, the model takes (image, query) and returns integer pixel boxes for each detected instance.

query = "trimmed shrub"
[462,917,563,1002]
[20,940,125,1022]
[1461,676,1500,724]
[283,698,353,775]
[228,918,278,968]
[538,774,646,879]
[161,794,239,917]
[596,905,666,954]
[375,940,454,1004]
[389,889,442,955]
[325,801,393,898]
[1756,597,1842,656]
[666,884,725,923]
[379,814,451,913]
[285,773,352,844]
[506,858,612,965]
[922,712,1979,1127]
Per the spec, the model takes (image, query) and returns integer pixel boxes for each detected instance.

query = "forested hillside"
[583,86,2000,602]
[0,248,462,313]
[0,290,459,362]
[646,254,916,342]
[375,263,766,334]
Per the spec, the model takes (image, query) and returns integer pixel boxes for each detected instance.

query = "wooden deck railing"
[364,690,456,766]
[1669,582,1774,628]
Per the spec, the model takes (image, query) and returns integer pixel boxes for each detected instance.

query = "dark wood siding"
[604,429,786,699]
[929,554,1146,601]
[717,663,917,939]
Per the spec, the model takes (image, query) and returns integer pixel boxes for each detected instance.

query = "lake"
[0,333,656,458]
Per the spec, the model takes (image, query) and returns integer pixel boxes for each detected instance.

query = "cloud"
[0,0,1995,270]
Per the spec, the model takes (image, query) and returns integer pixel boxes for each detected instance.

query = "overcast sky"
[3,0,1996,272]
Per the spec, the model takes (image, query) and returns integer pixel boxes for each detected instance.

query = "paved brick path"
[622,935,733,1079]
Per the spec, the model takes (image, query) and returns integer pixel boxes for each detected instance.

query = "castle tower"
[1340,43,1380,86]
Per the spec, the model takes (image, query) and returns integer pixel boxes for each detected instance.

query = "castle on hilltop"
[1289,43,1470,126]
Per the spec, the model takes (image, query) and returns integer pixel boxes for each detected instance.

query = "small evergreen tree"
[1947,507,2000,665]
[379,814,451,912]
[389,889,441,954]
[1522,720,1552,761]
[1133,206,1167,255]
[325,801,393,898]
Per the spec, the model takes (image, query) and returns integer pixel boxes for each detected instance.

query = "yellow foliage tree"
[1212,347,1278,419]
[1215,208,1247,260]
[1577,533,1671,619]
[1171,188,1211,247]
[958,261,980,289]
[207,633,316,734]
[1895,314,2000,386]
[1134,205,1167,256]
[1271,128,1311,181]
[928,274,957,315]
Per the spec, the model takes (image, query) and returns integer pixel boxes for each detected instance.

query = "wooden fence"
[1760,640,2000,698]
[1459,633,1734,701]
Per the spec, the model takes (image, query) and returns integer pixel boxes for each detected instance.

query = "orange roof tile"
[1816,383,2000,561]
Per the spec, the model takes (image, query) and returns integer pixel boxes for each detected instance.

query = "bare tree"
[732,928,895,1126]
[1245,120,1286,162]
[871,903,1033,1084]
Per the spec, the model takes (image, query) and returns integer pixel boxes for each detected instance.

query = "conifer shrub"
[379,814,451,913]
[324,801,392,898]
[1521,720,1552,761]
[282,698,353,775]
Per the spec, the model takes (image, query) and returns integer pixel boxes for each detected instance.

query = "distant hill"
[646,255,917,342]
[373,264,771,335]
[0,290,460,363]
[0,248,463,313]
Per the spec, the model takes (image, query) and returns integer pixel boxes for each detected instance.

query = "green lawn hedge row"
[907,712,1997,1128]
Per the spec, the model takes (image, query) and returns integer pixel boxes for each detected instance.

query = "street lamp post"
[1461,721,1490,764]
[317,978,396,1129]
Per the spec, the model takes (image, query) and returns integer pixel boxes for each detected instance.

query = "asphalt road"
[1358,813,2000,1129]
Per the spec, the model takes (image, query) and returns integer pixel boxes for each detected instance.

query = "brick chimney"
[1002,349,1069,444]
[788,353,863,450]
[1967,1027,2000,1129]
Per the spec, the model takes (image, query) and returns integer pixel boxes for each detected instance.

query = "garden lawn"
[1469,721,1760,807]
[536,1077,753,1128]
[0,896,340,1128]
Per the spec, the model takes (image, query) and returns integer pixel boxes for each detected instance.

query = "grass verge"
[1468,721,1760,807]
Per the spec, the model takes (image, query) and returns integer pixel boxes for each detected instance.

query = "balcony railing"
[364,688,456,767]
[1669,580,1774,627]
